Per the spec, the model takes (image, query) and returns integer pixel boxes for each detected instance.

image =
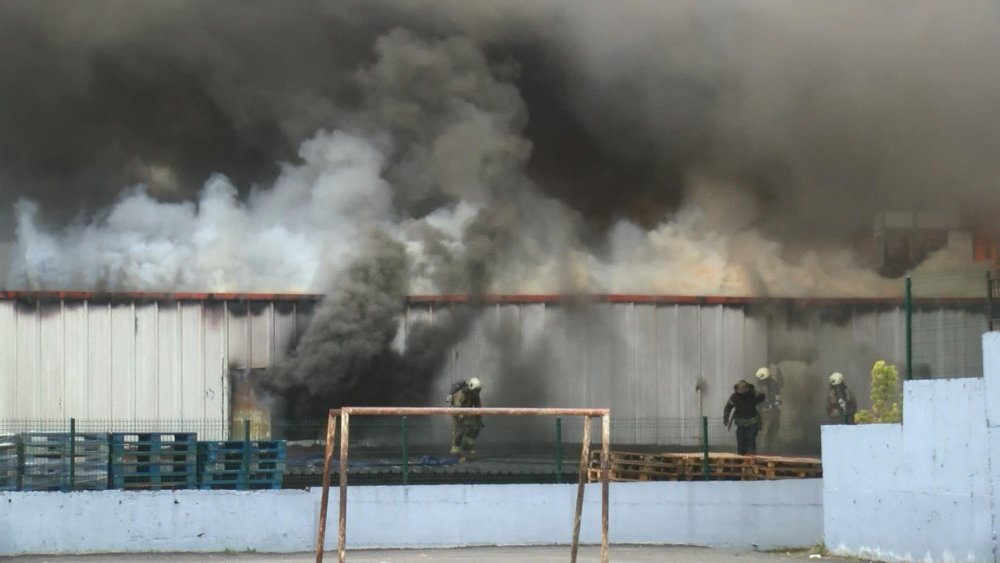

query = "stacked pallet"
[587,451,819,482]
[0,434,18,491]
[110,432,198,490]
[752,455,823,480]
[198,440,286,490]
[19,432,109,491]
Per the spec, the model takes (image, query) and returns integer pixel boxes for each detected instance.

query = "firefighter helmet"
[829,372,844,385]
[755,367,770,381]
[467,377,482,391]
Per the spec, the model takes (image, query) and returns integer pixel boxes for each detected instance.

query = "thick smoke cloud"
[4,0,996,297]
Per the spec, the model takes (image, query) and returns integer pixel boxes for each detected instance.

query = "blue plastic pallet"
[0,434,18,491]
[110,433,198,490]
[197,440,286,490]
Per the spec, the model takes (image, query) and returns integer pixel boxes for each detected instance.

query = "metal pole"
[905,276,913,381]
[555,417,563,484]
[242,419,251,490]
[701,416,710,481]
[315,411,337,563]
[570,415,592,563]
[338,412,350,563]
[401,416,409,486]
[69,417,76,491]
[600,413,610,563]
[987,270,994,332]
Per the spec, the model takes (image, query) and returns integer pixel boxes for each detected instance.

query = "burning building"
[0,3,997,452]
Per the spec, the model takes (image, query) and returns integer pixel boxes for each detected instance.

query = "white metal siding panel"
[63,303,88,418]
[203,303,228,438]
[87,304,112,421]
[39,303,64,418]
[588,305,615,412]
[226,302,250,368]
[249,302,272,368]
[656,305,682,441]
[15,302,39,418]
[134,304,158,419]
[110,303,136,420]
[180,304,205,419]
[157,303,181,418]
[634,304,659,444]
[272,303,298,362]
[611,303,635,443]
[0,302,15,418]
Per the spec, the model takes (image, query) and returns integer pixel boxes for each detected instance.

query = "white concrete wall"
[0,480,822,556]
[822,332,1000,562]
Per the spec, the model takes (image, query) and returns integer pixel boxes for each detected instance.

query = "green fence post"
[242,419,251,490]
[401,416,409,486]
[69,417,76,491]
[555,417,563,484]
[701,416,709,481]
[905,276,913,381]
[16,439,23,491]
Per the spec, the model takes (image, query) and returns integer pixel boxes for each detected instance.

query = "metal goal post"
[314,406,611,563]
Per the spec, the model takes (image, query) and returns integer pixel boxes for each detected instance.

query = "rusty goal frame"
[314,406,611,563]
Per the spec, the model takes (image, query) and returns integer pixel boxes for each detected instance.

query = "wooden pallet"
[751,455,822,480]
[588,451,818,482]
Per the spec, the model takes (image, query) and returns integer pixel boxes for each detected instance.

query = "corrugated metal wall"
[0,294,985,447]
[404,300,984,446]
[0,297,313,433]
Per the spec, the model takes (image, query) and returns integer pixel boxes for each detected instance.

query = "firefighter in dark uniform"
[826,372,857,424]
[755,366,783,449]
[449,377,483,460]
[723,379,766,455]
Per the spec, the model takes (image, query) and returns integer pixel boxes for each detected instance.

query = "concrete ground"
[1,546,865,562]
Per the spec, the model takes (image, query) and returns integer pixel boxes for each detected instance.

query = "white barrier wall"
[822,332,1000,562]
[0,480,822,556]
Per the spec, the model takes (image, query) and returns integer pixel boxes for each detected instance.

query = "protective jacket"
[827,384,858,424]
[724,383,766,426]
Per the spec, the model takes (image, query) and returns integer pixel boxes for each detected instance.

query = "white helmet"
[755,367,770,381]
[829,372,844,385]
[467,377,482,391]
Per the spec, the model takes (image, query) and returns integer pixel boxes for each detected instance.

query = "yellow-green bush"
[855,360,903,424]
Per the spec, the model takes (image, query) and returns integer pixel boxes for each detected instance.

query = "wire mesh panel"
[908,269,989,379]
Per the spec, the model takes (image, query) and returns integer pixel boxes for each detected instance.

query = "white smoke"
[10,130,394,291]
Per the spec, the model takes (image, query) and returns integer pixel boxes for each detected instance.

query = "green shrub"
[855,360,902,424]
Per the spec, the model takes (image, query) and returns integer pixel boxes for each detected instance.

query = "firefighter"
[449,377,483,460]
[755,366,783,449]
[826,372,857,424]
[723,379,766,455]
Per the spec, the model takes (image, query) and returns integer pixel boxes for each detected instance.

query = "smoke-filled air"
[2,1,998,408]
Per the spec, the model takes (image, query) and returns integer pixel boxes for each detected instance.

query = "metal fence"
[906,268,991,380]
[1,415,831,490]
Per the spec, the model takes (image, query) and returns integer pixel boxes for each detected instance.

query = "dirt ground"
[1,545,869,563]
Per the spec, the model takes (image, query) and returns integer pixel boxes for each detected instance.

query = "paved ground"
[1,546,865,562]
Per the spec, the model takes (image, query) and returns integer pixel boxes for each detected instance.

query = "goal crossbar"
[315,406,611,563]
